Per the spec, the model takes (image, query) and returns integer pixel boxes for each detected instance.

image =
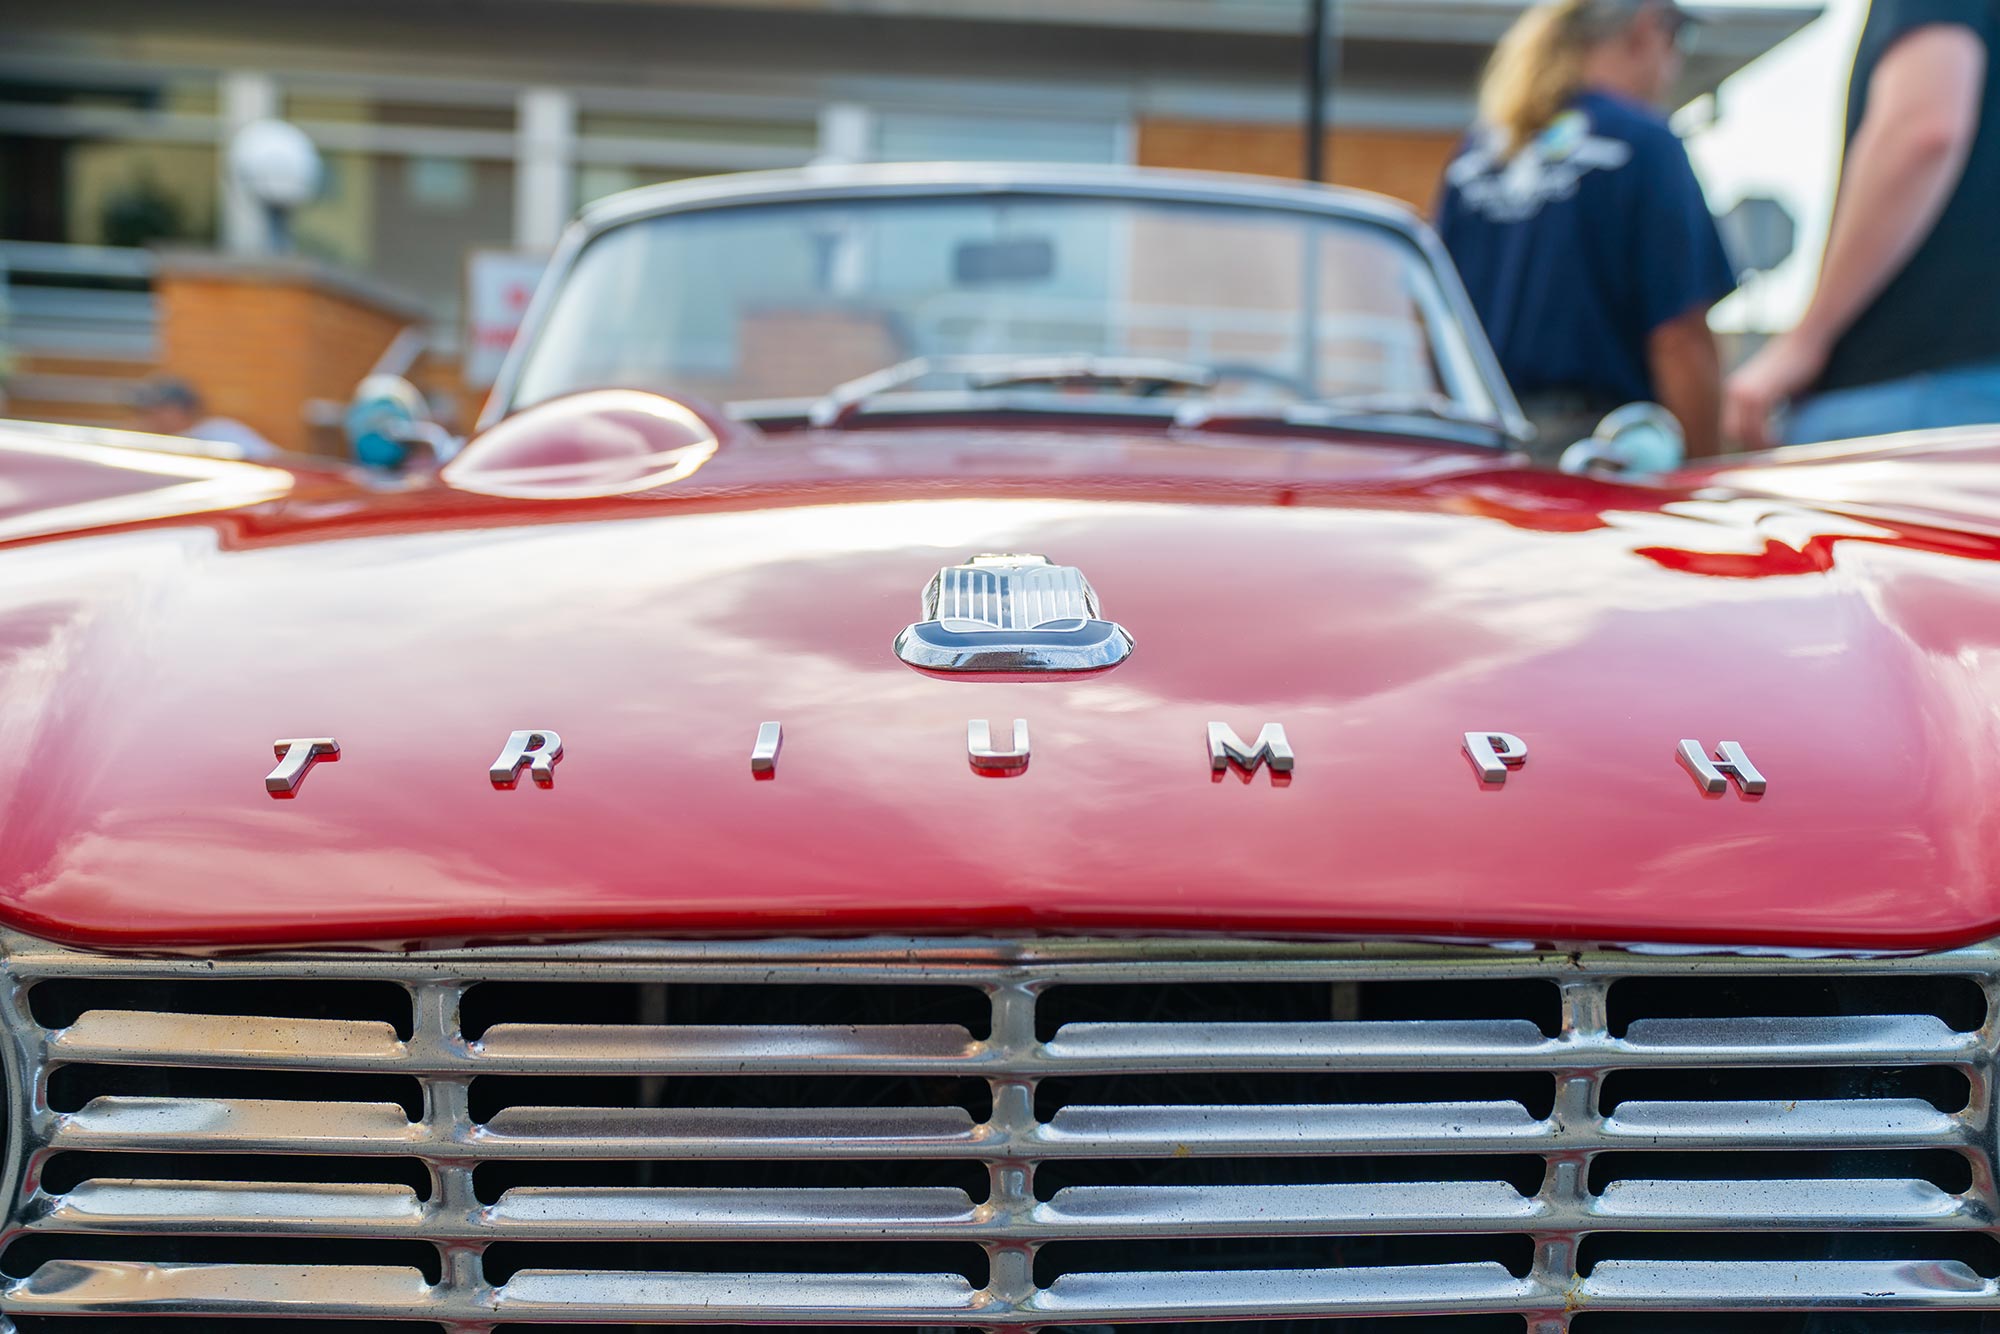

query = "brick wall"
[1136,120,1462,215]
[155,256,425,456]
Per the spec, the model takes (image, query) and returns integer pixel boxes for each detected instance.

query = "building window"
[572,105,817,212]
[0,77,220,247]
[871,110,1124,164]
[288,149,516,333]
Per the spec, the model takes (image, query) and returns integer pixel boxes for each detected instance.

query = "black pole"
[1304,0,1331,181]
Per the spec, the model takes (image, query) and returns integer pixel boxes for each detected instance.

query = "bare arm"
[1796,24,1985,349]
[1649,306,1723,459]
[1726,23,1986,448]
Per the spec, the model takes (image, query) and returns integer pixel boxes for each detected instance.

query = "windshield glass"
[510,192,1494,422]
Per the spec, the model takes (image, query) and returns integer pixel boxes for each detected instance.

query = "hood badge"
[894,553,1134,674]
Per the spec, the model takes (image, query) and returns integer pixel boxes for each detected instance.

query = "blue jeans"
[1786,360,2000,446]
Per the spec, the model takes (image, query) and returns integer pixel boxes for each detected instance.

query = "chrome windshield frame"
[479,162,1530,442]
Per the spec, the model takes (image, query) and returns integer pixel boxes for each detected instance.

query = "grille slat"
[1039,1181,1542,1233]
[52,1016,983,1075]
[5,1260,440,1318]
[53,1097,428,1155]
[494,1268,992,1322]
[26,1177,1983,1243]
[1601,1096,1971,1148]
[3,932,1996,1327]
[1580,1257,1995,1304]
[53,1012,405,1067]
[1041,1099,1545,1151]
[488,1185,983,1238]
[475,1105,990,1158]
[477,1023,983,1074]
[1588,1176,1973,1227]
[50,1014,1980,1075]
[1027,1263,1540,1319]
[58,1096,1976,1161]
[9,1258,1997,1323]
[32,1180,427,1234]
[1048,1015,1980,1070]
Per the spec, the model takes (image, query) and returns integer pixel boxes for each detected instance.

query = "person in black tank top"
[1726,1,2000,448]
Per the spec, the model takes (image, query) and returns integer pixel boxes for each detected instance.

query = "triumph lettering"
[1677,739,1767,795]
[1208,722,1294,774]
[257,725,1774,795]
[1463,731,1528,784]
[751,722,783,774]
[266,738,339,794]
[491,730,564,787]
[968,719,1031,773]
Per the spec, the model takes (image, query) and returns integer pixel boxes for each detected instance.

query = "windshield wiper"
[1176,393,1516,443]
[759,356,1517,448]
[805,354,1218,428]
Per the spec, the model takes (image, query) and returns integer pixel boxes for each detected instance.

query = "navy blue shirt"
[1436,90,1737,405]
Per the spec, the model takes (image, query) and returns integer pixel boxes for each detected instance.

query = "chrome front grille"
[0,933,1994,1331]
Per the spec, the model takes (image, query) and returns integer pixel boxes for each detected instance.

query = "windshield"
[509,191,1499,426]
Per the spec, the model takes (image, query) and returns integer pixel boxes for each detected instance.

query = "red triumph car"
[0,164,1995,1328]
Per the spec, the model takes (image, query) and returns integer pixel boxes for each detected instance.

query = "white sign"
[465,250,547,388]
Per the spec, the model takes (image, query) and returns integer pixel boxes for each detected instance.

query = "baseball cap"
[133,376,202,412]
[1655,1,1699,32]
[1569,0,1700,44]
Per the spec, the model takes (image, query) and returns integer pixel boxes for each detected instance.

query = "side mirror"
[344,374,458,470]
[1558,402,1686,479]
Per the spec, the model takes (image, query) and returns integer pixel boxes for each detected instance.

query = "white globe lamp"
[228,119,323,251]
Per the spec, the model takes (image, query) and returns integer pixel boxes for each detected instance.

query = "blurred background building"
[1,0,1814,447]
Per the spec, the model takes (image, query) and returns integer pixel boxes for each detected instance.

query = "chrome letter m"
[1207,722,1294,773]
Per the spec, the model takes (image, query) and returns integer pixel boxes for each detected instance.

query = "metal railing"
[0,241,158,361]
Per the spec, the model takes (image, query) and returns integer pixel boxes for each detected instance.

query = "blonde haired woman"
[1437,0,1735,461]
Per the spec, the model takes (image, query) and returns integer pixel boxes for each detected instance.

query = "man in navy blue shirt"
[1437,0,1738,461]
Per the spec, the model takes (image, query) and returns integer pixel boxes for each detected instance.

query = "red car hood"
[7,420,2000,953]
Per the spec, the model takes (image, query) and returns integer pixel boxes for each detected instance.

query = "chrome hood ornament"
[894,554,1134,673]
